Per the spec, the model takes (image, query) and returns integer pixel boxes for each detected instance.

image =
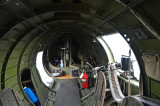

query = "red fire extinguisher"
[80,72,89,88]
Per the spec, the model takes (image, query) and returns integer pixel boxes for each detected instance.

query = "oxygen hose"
[86,62,97,78]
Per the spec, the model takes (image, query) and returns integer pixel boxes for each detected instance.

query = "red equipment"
[81,72,89,88]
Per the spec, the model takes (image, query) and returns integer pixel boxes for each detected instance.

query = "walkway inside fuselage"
[54,79,81,106]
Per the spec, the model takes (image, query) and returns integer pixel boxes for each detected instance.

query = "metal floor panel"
[54,79,81,106]
[0,88,24,106]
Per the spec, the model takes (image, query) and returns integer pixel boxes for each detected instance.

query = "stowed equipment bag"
[142,53,160,81]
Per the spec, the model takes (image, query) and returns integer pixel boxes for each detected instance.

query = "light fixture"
[15,3,19,5]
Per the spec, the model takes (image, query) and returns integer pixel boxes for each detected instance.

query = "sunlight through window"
[101,33,140,80]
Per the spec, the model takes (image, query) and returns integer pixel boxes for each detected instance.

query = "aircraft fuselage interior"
[0,0,160,106]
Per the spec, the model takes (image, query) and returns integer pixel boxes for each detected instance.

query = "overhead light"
[93,39,97,42]
[15,3,19,5]
[127,38,130,41]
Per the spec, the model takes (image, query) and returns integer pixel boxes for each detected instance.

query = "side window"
[97,33,140,80]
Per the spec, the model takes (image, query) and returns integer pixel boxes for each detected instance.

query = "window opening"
[98,33,140,80]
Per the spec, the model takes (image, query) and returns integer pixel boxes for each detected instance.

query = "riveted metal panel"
[19,62,29,71]
[21,55,30,62]
[5,67,17,81]
[6,58,18,70]
[12,83,20,93]
[0,51,8,62]
[151,79,160,98]
[23,48,32,56]
[0,40,13,50]
[14,42,26,50]
[22,98,30,106]
[5,75,18,88]
[9,50,22,59]
[18,91,25,101]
